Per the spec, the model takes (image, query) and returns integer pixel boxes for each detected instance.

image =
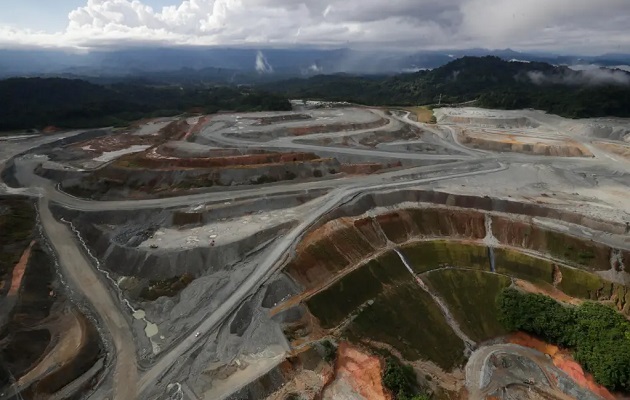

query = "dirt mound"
[322,342,392,400]
[594,141,630,160]
[459,131,593,157]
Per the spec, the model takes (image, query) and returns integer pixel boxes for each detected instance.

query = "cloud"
[0,0,629,53]
[526,67,630,87]
[255,50,273,73]
[322,5,333,18]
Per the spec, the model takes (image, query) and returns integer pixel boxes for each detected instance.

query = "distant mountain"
[1,47,629,81]
[0,77,291,131]
[266,56,630,118]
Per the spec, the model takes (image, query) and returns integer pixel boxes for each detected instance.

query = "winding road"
[3,105,629,399]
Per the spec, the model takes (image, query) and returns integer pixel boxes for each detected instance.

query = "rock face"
[64,157,340,196]
[76,218,294,280]
[286,202,628,292]
[438,115,539,128]
[491,216,612,271]
[458,131,593,157]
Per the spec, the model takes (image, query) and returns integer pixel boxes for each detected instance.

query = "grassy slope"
[347,281,466,371]
[401,241,490,274]
[306,251,408,329]
[306,249,466,370]
[494,248,554,285]
[425,269,511,342]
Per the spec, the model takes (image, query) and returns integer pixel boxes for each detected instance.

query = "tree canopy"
[498,288,630,391]
[0,78,291,131]
[266,56,630,118]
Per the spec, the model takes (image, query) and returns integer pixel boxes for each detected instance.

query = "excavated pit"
[49,190,324,282]
[256,189,630,400]
[0,197,104,400]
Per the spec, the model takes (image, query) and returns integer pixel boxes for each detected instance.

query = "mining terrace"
[1,101,630,400]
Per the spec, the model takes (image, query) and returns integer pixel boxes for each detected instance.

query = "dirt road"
[38,198,138,400]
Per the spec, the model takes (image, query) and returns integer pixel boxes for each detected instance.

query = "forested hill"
[267,56,630,118]
[0,78,291,131]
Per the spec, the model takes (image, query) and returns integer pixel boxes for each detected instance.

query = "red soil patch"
[323,342,393,400]
[73,132,148,153]
[118,150,321,170]
[8,240,34,297]
[183,115,210,141]
[340,161,402,175]
[508,332,615,400]
[75,119,190,155]
[341,163,385,175]
[42,126,61,134]
[514,279,582,305]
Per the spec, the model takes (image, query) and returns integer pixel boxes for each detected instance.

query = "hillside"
[0,78,291,131]
[267,56,630,118]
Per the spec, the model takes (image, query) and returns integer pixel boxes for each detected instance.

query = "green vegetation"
[425,270,511,342]
[494,248,626,302]
[494,248,555,285]
[382,357,429,400]
[401,241,489,274]
[0,196,36,278]
[306,249,464,369]
[266,56,630,119]
[0,78,292,131]
[556,265,606,299]
[347,281,465,370]
[306,251,408,329]
[542,231,609,270]
[321,339,337,363]
[498,288,630,391]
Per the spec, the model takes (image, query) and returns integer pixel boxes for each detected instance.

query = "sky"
[1,0,629,54]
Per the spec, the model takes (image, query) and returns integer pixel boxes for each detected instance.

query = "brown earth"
[17,306,99,397]
[458,131,593,157]
[73,118,190,155]
[253,114,312,126]
[117,150,321,170]
[7,240,34,297]
[253,346,334,400]
[404,107,436,124]
[286,208,487,290]
[514,279,582,305]
[72,132,148,154]
[491,215,612,271]
[508,333,615,400]
[1,241,103,399]
[594,141,630,161]
[340,162,402,175]
[322,342,392,400]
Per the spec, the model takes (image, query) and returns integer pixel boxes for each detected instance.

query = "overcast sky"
[1,0,629,54]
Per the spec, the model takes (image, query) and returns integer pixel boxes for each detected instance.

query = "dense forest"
[266,56,630,118]
[498,288,630,391]
[3,56,629,131]
[0,78,291,131]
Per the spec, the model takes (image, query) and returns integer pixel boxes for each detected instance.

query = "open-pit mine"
[2,102,630,400]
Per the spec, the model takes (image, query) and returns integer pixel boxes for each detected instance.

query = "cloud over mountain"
[1,0,629,53]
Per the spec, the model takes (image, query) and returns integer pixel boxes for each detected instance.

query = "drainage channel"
[393,248,476,351]
[61,218,162,354]
[484,214,498,273]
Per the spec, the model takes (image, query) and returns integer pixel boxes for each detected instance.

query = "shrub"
[383,357,425,399]
[497,288,630,391]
